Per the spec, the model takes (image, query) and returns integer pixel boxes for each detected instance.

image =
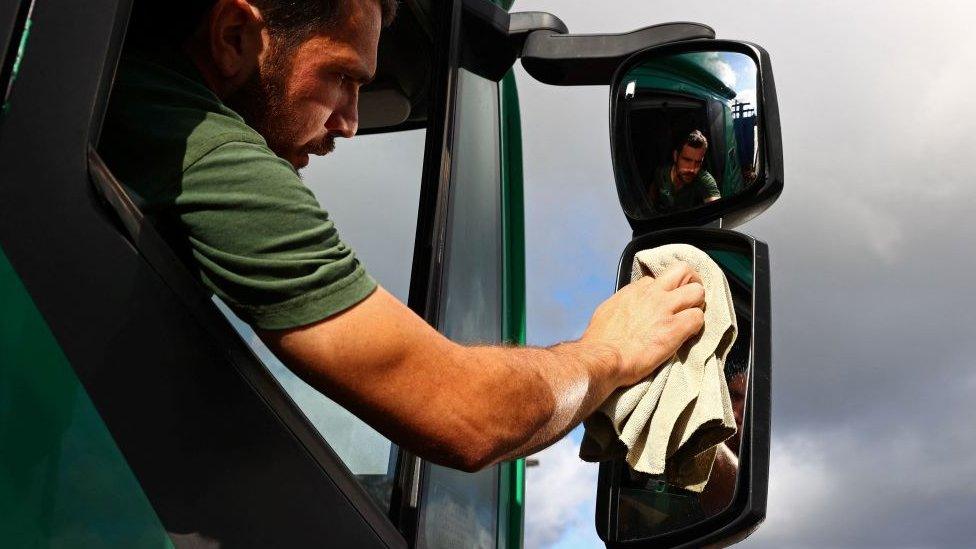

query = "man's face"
[673,144,707,184]
[227,0,381,169]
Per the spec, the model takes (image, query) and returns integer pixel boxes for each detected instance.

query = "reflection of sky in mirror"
[670,51,757,111]
[720,52,757,108]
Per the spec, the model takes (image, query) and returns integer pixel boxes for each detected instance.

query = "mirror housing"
[610,41,783,234]
[595,228,770,548]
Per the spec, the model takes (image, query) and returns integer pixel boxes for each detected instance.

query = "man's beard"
[224,57,335,166]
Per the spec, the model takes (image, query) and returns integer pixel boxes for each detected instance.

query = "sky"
[225,1,976,547]
[509,1,976,547]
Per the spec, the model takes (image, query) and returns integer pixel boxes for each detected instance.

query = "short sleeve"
[175,139,376,330]
[700,171,721,199]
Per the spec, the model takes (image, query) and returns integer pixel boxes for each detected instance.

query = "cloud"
[524,434,601,548]
[697,51,737,89]
[747,431,836,546]
[512,1,976,547]
[733,88,757,112]
[749,410,976,548]
[421,485,496,549]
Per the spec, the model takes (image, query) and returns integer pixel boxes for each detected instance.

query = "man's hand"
[581,262,705,385]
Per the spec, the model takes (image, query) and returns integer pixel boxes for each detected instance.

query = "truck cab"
[0,0,780,547]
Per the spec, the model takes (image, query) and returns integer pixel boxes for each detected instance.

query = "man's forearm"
[459,340,625,466]
[261,274,704,473]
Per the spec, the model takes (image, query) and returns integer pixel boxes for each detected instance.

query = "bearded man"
[100,0,707,471]
[649,129,722,212]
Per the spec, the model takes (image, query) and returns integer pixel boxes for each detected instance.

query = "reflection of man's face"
[673,144,707,184]
[726,371,747,455]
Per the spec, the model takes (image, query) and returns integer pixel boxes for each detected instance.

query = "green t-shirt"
[99,53,376,330]
[649,164,721,212]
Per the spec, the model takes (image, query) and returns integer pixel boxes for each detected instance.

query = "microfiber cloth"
[579,244,738,492]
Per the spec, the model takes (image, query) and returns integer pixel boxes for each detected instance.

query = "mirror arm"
[508,11,570,50]
[520,22,716,86]
[460,0,568,81]
[459,0,713,86]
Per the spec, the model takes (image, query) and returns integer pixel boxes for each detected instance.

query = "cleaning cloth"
[579,244,738,492]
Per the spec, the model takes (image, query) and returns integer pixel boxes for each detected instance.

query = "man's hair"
[252,0,398,49]
[128,0,398,53]
[675,129,708,154]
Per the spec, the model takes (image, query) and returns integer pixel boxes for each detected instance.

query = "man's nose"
[327,90,359,139]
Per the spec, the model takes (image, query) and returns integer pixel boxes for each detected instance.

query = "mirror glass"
[615,244,753,540]
[614,50,760,219]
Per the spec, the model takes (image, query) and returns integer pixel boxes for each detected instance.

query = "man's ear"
[207,0,267,82]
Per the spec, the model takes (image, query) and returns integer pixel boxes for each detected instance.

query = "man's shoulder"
[695,170,721,197]
[697,169,717,184]
[100,53,274,189]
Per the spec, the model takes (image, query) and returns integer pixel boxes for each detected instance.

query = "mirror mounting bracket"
[460,0,568,81]
[460,0,714,86]
[520,22,716,86]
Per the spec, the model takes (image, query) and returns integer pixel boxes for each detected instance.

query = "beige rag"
[579,244,738,492]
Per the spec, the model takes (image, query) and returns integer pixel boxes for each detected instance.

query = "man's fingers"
[673,307,705,339]
[656,261,702,290]
[668,282,705,312]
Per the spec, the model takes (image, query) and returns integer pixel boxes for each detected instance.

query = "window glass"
[417,68,502,549]
[217,128,426,512]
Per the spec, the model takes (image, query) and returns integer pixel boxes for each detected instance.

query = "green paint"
[0,248,173,548]
[11,16,31,84]
[709,249,753,287]
[2,0,34,116]
[498,69,526,549]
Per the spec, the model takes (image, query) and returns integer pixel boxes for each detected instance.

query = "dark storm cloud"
[512,0,976,547]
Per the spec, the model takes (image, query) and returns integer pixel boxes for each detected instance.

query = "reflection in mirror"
[616,246,753,540]
[615,51,760,219]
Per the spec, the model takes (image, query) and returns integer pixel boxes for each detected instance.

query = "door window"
[416,67,503,549]
[218,128,426,512]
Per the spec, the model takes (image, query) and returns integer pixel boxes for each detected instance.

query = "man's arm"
[259,263,705,472]
[699,442,739,516]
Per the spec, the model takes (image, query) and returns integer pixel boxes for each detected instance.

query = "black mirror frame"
[609,40,783,236]
[595,228,771,548]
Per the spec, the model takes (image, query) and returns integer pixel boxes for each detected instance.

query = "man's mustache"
[308,135,336,156]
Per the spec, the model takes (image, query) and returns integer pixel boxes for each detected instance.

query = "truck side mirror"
[610,41,783,233]
[595,228,771,548]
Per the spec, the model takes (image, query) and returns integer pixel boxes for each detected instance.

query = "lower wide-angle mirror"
[610,41,782,233]
[595,228,770,548]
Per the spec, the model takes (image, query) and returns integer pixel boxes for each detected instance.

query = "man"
[649,130,722,212]
[100,0,706,472]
